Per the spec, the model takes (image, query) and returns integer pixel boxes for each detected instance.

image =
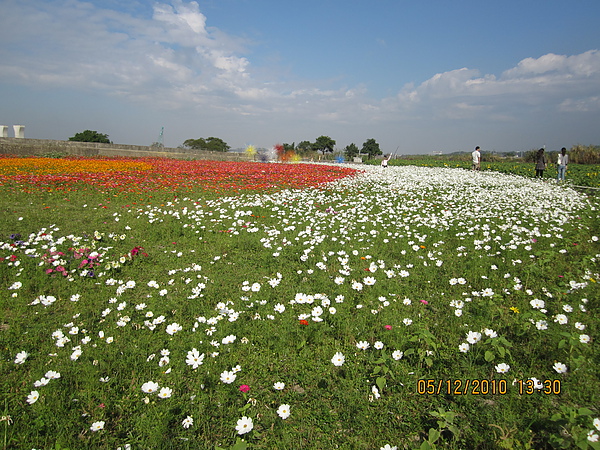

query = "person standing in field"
[471,146,481,171]
[535,148,547,178]
[381,156,389,168]
[557,147,569,182]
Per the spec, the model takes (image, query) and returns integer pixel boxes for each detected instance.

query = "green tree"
[283,142,295,152]
[68,130,111,143]
[183,137,230,152]
[362,138,382,159]
[313,136,336,154]
[297,141,312,151]
[296,141,313,155]
[344,143,359,159]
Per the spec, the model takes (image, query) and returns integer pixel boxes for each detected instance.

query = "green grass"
[1,165,599,450]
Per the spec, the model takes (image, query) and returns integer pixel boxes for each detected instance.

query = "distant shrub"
[570,144,600,164]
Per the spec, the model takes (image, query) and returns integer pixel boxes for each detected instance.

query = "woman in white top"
[557,147,568,181]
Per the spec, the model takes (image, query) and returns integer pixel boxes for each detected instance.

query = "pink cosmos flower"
[239,385,250,393]
[384,325,392,330]
[420,300,428,305]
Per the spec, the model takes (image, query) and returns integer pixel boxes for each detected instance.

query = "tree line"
[67,130,384,159]
[70,130,598,164]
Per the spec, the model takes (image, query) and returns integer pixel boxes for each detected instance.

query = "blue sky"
[1,0,599,154]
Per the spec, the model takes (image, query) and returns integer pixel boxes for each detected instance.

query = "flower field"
[0,156,357,194]
[372,158,600,188]
[1,156,599,449]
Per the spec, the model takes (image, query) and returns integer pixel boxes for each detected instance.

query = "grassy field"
[1,156,599,449]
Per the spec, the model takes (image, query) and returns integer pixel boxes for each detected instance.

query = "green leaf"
[448,425,459,436]
[420,442,433,450]
[376,376,386,391]
[425,357,433,367]
[577,407,594,415]
[588,440,600,450]
[237,403,251,413]
[372,366,382,375]
[484,350,495,362]
[428,427,441,444]
[231,439,249,450]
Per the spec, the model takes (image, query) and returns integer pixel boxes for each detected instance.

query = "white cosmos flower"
[356,341,370,350]
[530,299,545,309]
[277,404,291,419]
[392,350,404,360]
[90,420,105,432]
[495,363,510,373]
[554,314,568,325]
[351,281,363,291]
[331,352,345,366]
[220,370,236,384]
[466,331,482,344]
[26,390,40,405]
[483,329,497,338]
[553,362,568,374]
[141,381,160,393]
[186,348,205,369]
[363,276,376,285]
[157,387,173,399]
[458,343,470,353]
[182,416,193,429]
[166,323,182,335]
[235,416,253,435]
[14,350,29,364]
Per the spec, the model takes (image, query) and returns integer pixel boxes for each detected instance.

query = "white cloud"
[389,50,600,119]
[0,0,598,151]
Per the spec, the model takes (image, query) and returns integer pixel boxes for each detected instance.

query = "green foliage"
[344,143,359,159]
[361,138,382,159]
[548,406,600,449]
[296,141,313,153]
[183,137,230,152]
[68,130,111,143]
[313,136,336,154]
[570,144,600,164]
[0,166,599,450]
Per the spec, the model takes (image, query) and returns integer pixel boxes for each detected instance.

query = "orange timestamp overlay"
[416,379,562,395]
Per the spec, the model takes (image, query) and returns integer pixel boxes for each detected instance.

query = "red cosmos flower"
[238,385,250,393]
[130,246,148,257]
[1,156,358,193]
[299,320,309,326]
